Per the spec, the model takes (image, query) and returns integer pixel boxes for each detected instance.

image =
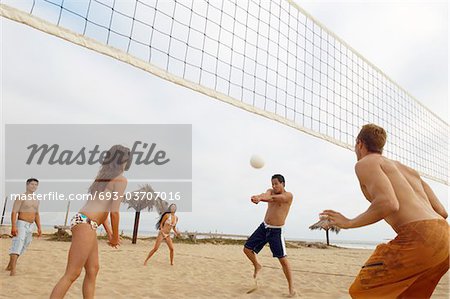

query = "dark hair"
[88,145,131,195]
[356,124,387,154]
[155,204,177,230]
[271,174,285,185]
[26,178,39,184]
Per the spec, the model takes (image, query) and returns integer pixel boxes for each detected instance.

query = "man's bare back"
[322,124,448,297]
[356,154,444,231]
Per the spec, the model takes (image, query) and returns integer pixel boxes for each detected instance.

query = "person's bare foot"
[10,268,16,276]
[143,261,148,266]
[287,289,297,297]
[5,265,12,271]
[253,263,262,279]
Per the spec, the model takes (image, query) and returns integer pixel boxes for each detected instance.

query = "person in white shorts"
[5,178,42,276]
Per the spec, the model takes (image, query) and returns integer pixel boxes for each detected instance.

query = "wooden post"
[64,200,71,227]
[132,211,140,244]
[326,229,330,246]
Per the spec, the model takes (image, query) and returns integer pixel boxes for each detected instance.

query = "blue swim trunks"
[244,222,287,258]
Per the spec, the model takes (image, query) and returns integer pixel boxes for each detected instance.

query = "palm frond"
[309,219,341,234]
[122,184,169,213]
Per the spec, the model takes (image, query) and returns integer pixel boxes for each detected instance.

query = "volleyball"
[250,155,264,169]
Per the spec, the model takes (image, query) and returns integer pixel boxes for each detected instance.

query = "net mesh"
[1,0,448,184]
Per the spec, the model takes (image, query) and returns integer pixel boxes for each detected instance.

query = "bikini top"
[164,214,177,227]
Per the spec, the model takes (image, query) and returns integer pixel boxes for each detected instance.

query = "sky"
[1,0,448,243]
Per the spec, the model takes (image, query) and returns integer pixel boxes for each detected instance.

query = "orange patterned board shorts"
[350,219,449,299]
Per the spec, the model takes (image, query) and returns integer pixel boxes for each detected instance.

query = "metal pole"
[1,197,7,226]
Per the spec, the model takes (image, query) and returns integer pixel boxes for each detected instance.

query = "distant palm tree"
[122,184,169,244]
[309,219,340,246]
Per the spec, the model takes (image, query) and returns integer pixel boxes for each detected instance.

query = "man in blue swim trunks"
[5,178,42,276]
[243,174,296,297]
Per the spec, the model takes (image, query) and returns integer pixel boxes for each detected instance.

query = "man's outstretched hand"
[320,210,352,229]
[251,195,261,204]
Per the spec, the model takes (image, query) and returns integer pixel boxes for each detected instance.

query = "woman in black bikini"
[144,204,180,266]
[51,145,130,299]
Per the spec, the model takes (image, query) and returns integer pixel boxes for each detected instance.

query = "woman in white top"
[144,204,180,266]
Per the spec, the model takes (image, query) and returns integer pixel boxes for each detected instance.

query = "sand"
[0,236,448,298]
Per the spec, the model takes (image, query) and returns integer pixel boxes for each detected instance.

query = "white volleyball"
[250,155,264,169]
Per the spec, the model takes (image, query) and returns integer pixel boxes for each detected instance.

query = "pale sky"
[1,0,448,243]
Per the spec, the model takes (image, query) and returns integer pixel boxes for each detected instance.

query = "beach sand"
[0,236,448,298]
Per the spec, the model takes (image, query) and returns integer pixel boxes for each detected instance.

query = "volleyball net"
[1,0,448,184]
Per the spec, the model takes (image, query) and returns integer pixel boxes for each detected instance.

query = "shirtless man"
[5,178,42,276]
[321,124,448,298]
[243,174,296,297]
